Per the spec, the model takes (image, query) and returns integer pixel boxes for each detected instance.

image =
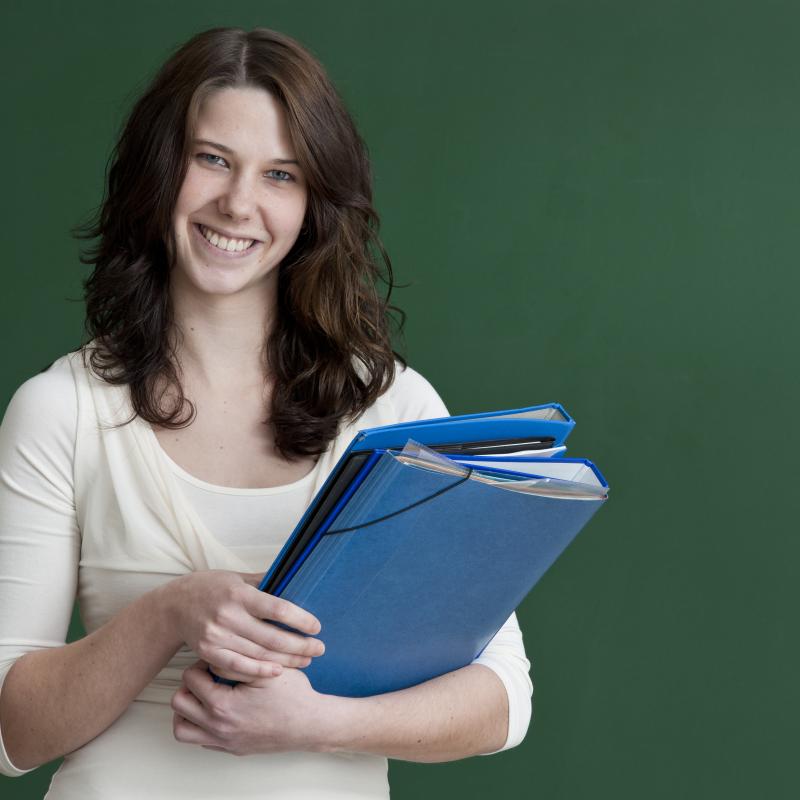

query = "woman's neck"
[169,287,275,392]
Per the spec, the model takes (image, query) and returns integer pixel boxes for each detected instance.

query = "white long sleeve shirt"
[0,349,532,796]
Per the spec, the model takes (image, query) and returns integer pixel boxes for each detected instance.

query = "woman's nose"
[217,174,256,221]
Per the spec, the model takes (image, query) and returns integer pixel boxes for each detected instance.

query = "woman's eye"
[197,152,227,167]
[267,169,294,182]
[195,155,293,183]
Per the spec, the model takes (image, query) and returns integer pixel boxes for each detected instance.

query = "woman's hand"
[165,571,324,683]
[171,659,329,755]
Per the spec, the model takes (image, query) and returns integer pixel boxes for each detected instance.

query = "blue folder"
[346,402,574,453]
[252,403,608,698]
[259,402,575,598]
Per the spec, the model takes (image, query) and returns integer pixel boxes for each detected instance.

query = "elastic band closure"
[326,468,473,535]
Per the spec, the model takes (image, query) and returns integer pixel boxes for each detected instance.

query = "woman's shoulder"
[329,361,450,460]
[0,350,80,449]
[382,361,450,424]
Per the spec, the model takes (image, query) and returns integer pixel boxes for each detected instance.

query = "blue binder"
[252,404,608,698]
[347,402,574,453]
[259,402,575,598]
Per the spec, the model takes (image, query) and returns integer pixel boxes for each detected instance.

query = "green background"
[2,0,797,797]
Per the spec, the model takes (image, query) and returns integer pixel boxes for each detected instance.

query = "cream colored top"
[0,349,533,797]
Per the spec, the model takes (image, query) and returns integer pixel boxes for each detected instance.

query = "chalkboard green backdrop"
[1,1,797,798]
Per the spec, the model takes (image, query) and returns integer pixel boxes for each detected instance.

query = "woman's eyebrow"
[192,138,299,165]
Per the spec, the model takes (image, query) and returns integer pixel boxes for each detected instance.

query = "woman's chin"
[174,265,279,303]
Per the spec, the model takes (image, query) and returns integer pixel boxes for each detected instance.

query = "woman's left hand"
[171,660,330,755]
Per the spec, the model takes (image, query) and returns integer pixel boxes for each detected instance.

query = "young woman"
[0,26,532,798]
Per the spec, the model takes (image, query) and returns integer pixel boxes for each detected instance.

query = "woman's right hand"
[165,570,324,683]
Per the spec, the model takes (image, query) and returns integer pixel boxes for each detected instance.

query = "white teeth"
[199,224,254,252]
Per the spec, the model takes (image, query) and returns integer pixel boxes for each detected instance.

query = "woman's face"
[170,85,308,302]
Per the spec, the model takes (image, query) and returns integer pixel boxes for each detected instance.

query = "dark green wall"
[2,1,797,797]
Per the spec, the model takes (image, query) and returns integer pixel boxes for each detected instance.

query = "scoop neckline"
[140,419,321,496]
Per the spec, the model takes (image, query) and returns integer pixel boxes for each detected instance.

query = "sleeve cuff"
[0,667,36,777]
[470,614,534,754]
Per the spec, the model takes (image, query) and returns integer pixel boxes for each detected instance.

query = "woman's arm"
[0,368,322,775]
[320,612,532,760]
[0,582,183,771]
[173,657,509,761]
[0,572,323,771]
[319,663,510,760]
[172,610,532,762]
[325,612,533,760]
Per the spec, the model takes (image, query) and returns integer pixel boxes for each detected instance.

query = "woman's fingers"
[203,623,318,672]
[173,712,224,748]
[208,649,284,682]
[238,572,265,588]
[234,615,325,660]
[182,661,223,698]
[243,589,321,636]
[182,578,324,673]
[223,632,315,668]
[171,685,209,728]
[171,683,229,747]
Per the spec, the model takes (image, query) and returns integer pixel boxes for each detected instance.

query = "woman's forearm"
[318,663,509,762]
[0,582,182,770]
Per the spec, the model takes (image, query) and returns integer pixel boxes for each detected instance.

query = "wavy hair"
[73,26,405,459]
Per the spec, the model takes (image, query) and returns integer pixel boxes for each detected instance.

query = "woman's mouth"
[192,223,262,258]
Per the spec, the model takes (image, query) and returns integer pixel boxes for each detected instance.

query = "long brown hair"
[74,26,405,459]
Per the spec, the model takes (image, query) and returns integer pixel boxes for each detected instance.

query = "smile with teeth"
[197,223,258,253]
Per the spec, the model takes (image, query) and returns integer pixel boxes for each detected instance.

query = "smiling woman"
[171,87,308,301]
[73,27,401,459]
[0,25,532,799]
